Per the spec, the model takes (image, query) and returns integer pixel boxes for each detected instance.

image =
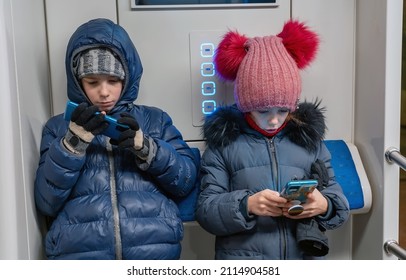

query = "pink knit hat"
[214,20,319,112]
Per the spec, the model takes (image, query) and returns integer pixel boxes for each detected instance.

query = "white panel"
[118,2,291,141]
[189,31,233,126]
[0,0,22,260]
[382,0,402,259]
[292,0,355,142]
[353,0,402,259]
[46,0,117,116]
[13,0,51,260]
[0,0,50,259]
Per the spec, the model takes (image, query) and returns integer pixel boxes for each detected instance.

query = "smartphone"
[64,101,128,140]
[280,179,318,203]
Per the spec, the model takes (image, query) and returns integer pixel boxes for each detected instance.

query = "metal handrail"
[384,147,406,259]
[385,147,406,170]
[384,240,406,260]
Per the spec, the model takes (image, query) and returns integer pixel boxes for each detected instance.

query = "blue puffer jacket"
[195,102,350,260]
[34,18,199,260]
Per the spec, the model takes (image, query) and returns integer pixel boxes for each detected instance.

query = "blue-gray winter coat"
[195,102,350,259]
[34,18,199,260]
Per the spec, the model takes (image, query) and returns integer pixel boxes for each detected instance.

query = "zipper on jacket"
[268,138,287,259]
[107,142,123,260]
[268,138,278,191]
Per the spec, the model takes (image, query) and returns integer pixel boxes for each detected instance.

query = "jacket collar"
[202,99,326,152]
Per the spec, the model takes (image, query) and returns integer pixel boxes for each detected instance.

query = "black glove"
[63,102,108,154]
[110,112,149,159]
[296,218,329,257]
[310,159,329,190]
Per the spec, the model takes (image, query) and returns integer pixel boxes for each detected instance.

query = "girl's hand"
[282,188,328,219]
[247,189,288,217]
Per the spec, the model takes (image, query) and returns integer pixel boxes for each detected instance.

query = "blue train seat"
[324,140,372,214]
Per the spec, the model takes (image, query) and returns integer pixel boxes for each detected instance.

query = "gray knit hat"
[76,48,125,80]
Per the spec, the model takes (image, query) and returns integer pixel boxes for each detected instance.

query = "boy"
[35,18,199,260]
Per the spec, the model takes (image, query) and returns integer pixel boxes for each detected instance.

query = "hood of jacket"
[203,99,327,152]
[65,18,143,115]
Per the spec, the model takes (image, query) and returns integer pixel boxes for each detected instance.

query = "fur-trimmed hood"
[202,99,326,152]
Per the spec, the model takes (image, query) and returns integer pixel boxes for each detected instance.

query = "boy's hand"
[111,112,149,159]
[63,102,108,154]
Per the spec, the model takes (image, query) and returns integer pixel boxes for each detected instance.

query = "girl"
[195,20,350,260]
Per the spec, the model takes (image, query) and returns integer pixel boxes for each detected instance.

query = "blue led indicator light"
[200,43,214,57]
[201,63,215,77]
[202,81,216,96]
[202,100,217,114]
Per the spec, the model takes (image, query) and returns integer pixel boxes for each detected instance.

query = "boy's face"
[81,74,123,113]
[250,107,290,132]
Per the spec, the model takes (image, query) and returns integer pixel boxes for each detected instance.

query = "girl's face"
[81,74,123,113]
[250,107,290,133]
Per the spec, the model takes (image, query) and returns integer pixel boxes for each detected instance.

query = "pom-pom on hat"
[214,20,319,112]
[76,48,125,80]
